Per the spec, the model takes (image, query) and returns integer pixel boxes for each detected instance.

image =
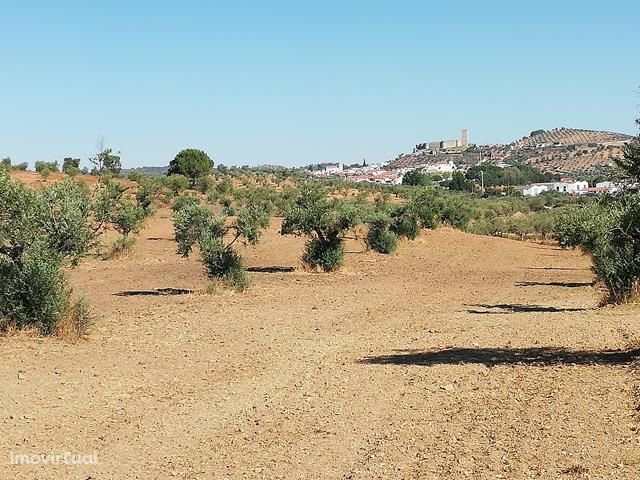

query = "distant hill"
[121,165,168,176]
[516,128,631,148]
[387,127,633,175]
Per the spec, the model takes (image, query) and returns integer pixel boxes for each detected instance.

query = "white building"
[322,163,343,173]
[424,161,456,174]
[519,184,550,196]
[518,180,589,197]
[550,180,589,194]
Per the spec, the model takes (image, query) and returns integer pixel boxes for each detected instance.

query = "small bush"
[55,296,92,340]
[553,202,618,253]
[172,194,201,213]
[365,212,398,254]
[281,186,361,271]
[166,174,190,194]
[220,197,236,216]
[136,177,163,215]
[35,160,60,173]
[590,198,640,303]
[0,246,67,335]
[173,200,270,289]
[389,205,420,240]
[103,236,137,260]
[302,236,344,271]
[111,200,146,240]
[440,196,472,230]
[196,175,214,193]
[12,162,28,171]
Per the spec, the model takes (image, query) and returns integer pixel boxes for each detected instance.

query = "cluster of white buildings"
[310,160,619,195]
[516,180,617,197]
[310,162,403,185]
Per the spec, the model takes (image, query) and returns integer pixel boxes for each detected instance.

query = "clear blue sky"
[1,1,639,169]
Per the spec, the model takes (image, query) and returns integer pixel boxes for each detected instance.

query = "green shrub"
[220,197,236,216]
[408,189,443,229]
[136,177,163,215]
[302,236,344,271]
[280,185,360,271]
[62,157,81,175]
[89,145,121,175]
[103,236,137,260]
[166,174,190,194]
[389,205,420,240]
[196,175,215,193]
[0,172,95,334]
[553,117,640,303]
[173,201,270,289]
[216,175,234,196]
[35,160,60,173]
[0,245,67,334]
[365,212,398,254]
[111,200,146,240]
[39,166,51,180]
[172,194,201,213]
[553,202,618,253]
[439,196,472,230]
[12,162,28,171]
[168,149,213,185]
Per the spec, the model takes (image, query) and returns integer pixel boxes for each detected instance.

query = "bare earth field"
[2,209,640,479]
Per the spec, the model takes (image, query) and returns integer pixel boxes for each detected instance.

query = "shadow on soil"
[361,347,640,367]
[516,281,593,288]
[146,237,173,241]
[525,267,588,271]
[466,303,588,314]
[246,266,295,273]
[114,288,194,296]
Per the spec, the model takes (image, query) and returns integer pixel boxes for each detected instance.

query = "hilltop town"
[308,127,632,194]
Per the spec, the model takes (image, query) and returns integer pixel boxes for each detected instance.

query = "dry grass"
[54,297,92,342]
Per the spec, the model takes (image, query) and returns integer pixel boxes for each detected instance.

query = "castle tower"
[461,129,469,148]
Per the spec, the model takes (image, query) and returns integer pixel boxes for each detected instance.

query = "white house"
[550,180,588,193]
[424,161,456,174]
[322,163,343,173]
[518,180,589,197]
[519,184,550,196]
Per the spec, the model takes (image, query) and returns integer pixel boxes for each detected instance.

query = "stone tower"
[461,129,469,148]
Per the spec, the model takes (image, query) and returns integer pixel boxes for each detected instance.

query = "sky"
[1,1,639,169]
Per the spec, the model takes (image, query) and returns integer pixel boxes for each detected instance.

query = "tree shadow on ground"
[246,266,295,273]
[525,244,563,251]
[516,281,593,288]
[360,347,640,367]
[146,237,173,241]
[114,288,194,296]
[466,303,588,314]
[525,267,588,271]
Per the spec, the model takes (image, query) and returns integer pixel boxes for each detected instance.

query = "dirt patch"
[1,209,640,479]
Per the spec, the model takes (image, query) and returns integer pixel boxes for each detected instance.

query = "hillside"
[516,127,631,148]
[388,127,632,176]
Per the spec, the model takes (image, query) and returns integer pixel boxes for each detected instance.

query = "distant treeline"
[465,164,559,187]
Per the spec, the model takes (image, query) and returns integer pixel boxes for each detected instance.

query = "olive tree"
[280,185,361,271]
[89,142,121,175]
[173,199,271,290]
[0,171,95,334]
[555,117,640,303]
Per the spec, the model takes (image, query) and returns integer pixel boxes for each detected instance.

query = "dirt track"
[2,210,640,479]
